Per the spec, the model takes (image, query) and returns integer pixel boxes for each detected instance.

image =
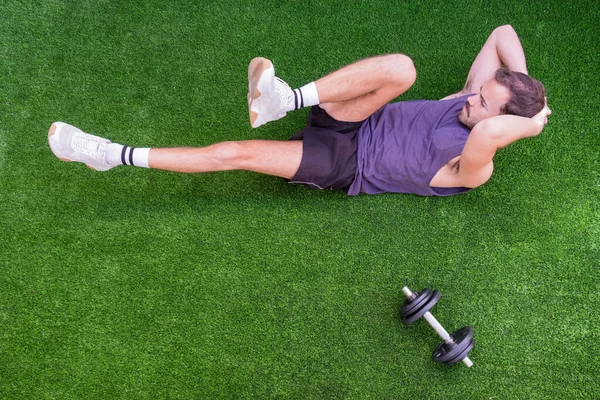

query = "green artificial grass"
[1,0,599,399]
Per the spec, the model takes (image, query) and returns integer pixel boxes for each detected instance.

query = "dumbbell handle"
[402,287,473,368]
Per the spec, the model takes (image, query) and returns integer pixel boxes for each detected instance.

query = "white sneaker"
[248,57,294,128]
[48,122,116,171]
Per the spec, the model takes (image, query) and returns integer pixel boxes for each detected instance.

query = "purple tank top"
[347,95,472,196]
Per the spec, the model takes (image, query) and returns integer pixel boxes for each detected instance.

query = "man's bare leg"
[48,122,303,179]
[249,54,416,126]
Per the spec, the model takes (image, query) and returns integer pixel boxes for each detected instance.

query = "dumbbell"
[401,286,474,367]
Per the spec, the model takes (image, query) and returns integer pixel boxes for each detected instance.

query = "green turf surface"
[1,0,599,398]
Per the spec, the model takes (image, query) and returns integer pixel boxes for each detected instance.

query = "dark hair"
[494,68,546,118]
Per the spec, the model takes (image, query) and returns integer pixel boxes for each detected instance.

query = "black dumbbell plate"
[432,326,474,365]
[400,289,441,326]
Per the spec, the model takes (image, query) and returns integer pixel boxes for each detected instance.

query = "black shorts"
[288,106,364,191]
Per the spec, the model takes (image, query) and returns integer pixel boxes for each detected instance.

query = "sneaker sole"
[48,122,102,171]
[48,123,71,163]
[247,57,273,128]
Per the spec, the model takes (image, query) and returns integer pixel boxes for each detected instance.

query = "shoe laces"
[71,132,107,159]
[274,77,293,109]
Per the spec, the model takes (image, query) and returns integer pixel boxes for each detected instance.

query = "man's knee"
[210,141,249,169]
[373,54,416,88]
[385,54,417,88]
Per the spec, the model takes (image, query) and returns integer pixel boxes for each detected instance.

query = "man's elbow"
[460,162,494,189]
[495,24,516,35]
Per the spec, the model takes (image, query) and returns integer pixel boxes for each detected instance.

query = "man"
[48,25,550,196]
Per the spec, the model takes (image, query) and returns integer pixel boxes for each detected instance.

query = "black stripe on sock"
[121,146,128,165]
[299,89,304,108]
[293,90,298,110]
[129,148,135,166]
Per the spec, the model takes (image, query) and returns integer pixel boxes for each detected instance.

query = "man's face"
[458,79,510,129]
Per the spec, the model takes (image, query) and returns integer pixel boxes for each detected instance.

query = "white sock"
[106,144,150,168]
[287,82,320,111]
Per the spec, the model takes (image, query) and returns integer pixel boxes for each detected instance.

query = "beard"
[458,102,476,129]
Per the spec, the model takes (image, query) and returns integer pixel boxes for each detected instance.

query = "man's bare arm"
[443,25,528,100]
[457,104,551,187]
